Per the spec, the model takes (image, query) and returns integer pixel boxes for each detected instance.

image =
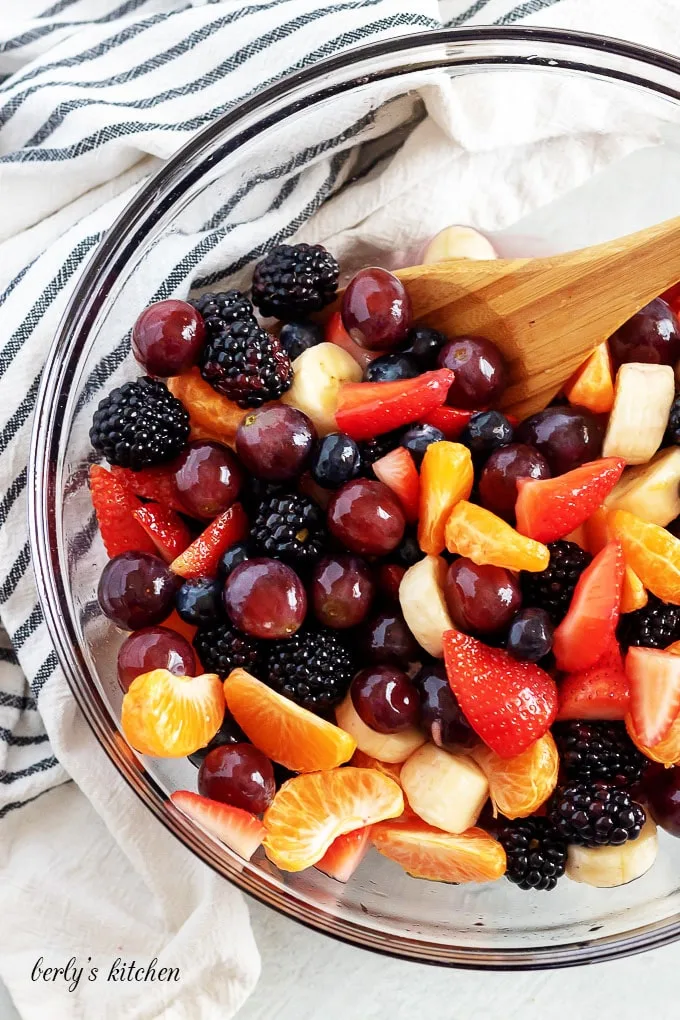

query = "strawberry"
[110,463,187,514]
[557,641,630,720]
[443,630,558,758]
[372,447,420,522]
[170,503,248,579]
[335,369,454,441]
[315,826,372,882]
[626,646,680,746]
[515,457,625,544]
[133,504,193,563]
[170,790,264,860]
[420,406,477,440]
[89,465,156,558]
[552,541,625,674]
[325,310,377,370]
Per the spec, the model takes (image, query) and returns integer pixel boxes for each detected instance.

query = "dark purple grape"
[188,709,247,767]
[174,440,243,519]
[361,610,419,666]
[413,661,478,751]
[437,336,507,409]
[311,554,374,629]
[235,404,316,481]
[610,298,680,368]
[506,608,554,662]
[341,268,412,351]
[643,765,680,837]
[515,406,604,475]
[223,558,306,638]
[198,743,275,814]
[444,558,521,636]
[478,443,551,522]
[132,299,205,377]
[363,352,420,383]
[117,625,196,692]
[98,552,178,631]
[327,479,405,556]
[351,665,419,733]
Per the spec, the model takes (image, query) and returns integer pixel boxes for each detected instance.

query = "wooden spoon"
[367,216,680,418]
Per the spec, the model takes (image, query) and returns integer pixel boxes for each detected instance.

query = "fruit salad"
[88,232,680,893]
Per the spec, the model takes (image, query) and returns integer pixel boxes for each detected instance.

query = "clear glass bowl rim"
[28,25,680,969]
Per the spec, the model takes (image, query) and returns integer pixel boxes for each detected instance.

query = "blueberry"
[363,353,420,383]
[403,326,447,367]
[401,423,445,465]
[506,608,554,662]
[176,577,224,626]
[279,321,323,361]
[460,410,514,459]
[219,541,250,578]
[395,532,422,567]
[310,432,362,489]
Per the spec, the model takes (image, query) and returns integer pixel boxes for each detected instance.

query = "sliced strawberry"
[170,790,264,860]
[89,465,156,558]
[420,406,477,440]
[315,826,372,882]
[515,457,625,544]
[372,447,420,522]
[133,504,193,563]
[110,463,187,514]
[325,310,378,370]
[626,646,680,746]
[557,642,630,720]
[552,541,625,674]
[335,369,454,441]
[170,503,248,579]
[443,630,557,758]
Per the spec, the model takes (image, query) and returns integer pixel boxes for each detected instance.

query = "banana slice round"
[423,225,497,264]
[566,816,658,888]
[282,342,361,435]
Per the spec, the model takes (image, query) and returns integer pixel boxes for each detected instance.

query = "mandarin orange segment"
[224,669,356,772]
[351,749,403,785]
[444,501,549,572]
[584,508,647,611]
[626,712,680,765]
[168,367,246,443]
[563,341,615,414]
[121,669,224,758]
[609,509,680,604]
[418,441,473,555]
[471,733,558,820]
[371,819,506,883]
[263,767,404,871]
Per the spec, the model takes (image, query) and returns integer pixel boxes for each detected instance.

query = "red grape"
[132,299,205,377]
[327,479,405,556]
[376,563,406,603]
[98,551,178,630]
[311,554,374,629]
[644,765,680,837]
[188,709,247,767]
[515,406,604,475]
[117,625,196,692]
[198,742,275,814]
[341,268,412,351]
[414,662,477,750]
[361,610,419,666]
[478,443,551,521]
[350,665,419,733]
[174,440,242,519]
[444,558,521,636]
[236,404,316,481]
[610,298,680,368]
[437,336,507,409]
[223,558,306,638]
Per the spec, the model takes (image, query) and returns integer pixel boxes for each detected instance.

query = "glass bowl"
[29,27,680,969]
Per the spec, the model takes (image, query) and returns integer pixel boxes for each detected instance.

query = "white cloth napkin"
[1,1,680,1018]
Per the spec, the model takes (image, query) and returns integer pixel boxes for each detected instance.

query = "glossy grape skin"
[132,299,205,377]
[117,625,196,692]
[311,554,374,629]
[363,352,420,383]
[176,577,224,626]
[460,410,513,460]
[188,709,247,767]
[219,541,250,577]
[351,665,419,733]
[376,563,406,603]
[174,440,243,519]
[327,479,405,556]
[400,423,445,466]
[198,742,275,814]
[610,298,680,368]
[98,552,178,631]
[437,336,507,409]
[310,433,362,490]
[506,608,554,662]
[235,404,316,481]
[515,406,604,475]
[223,558,306,638]
[403,326,447,368]
[644,766,680,837]
[444,558,522,636]
[279,320,323,360]
[413,661,478,751]
[341,268,412,351]
[478,443,551,522]
[361,610,420,666]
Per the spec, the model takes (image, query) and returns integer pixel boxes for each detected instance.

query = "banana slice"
[566,816,658,887]
[605,447,680,526]
[423,225,497,264]
[335,694,425,763]
[400,743,489,834]
[602,363,675,465]
[399,555,454,658]
[281,342,361,435]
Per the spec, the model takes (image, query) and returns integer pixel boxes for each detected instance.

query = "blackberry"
[664,395,680,446]
[193,622,262,680]
[547,781,646,847]
[251,491,326,565]
[553,721,646,787]
[200,319,292,409]
[265,626,355,712]
[252,243,339,319]
[189,290,255,342]
[497,817,567,891]
[360,429,405,474]
[240,477,287,514]
[617,594,680,650]
[90,376,189,470]
[521,540,592,623]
